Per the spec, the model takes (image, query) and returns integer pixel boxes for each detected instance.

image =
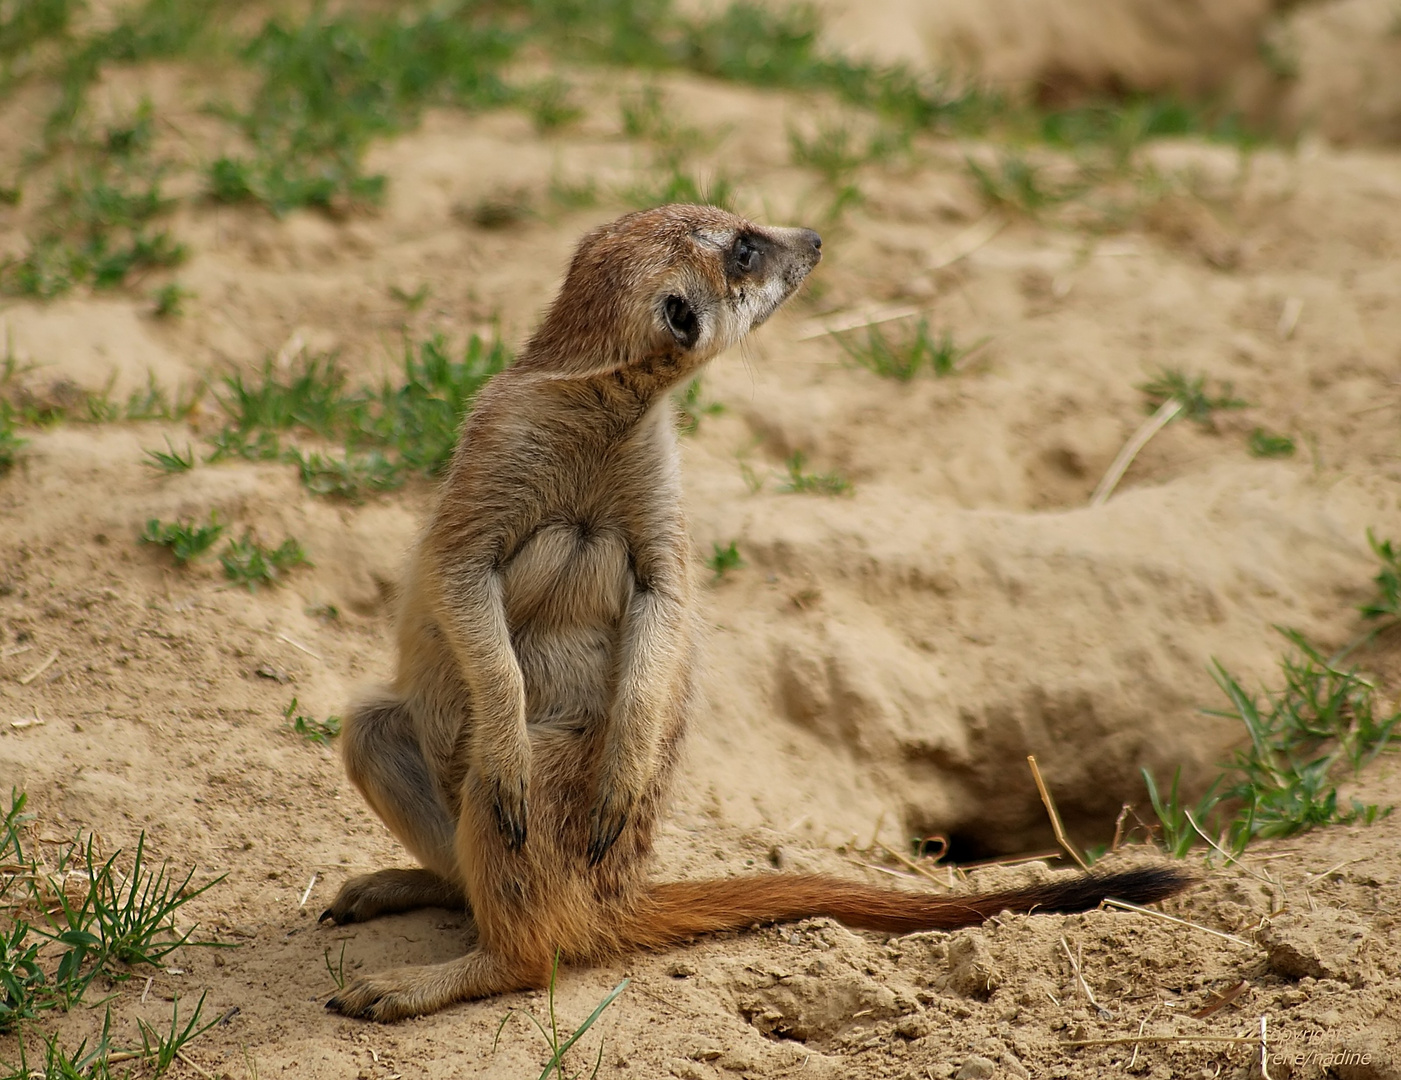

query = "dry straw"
[1026,755,1090,871]
[1089,399,1183,507]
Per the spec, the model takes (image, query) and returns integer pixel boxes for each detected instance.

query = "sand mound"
[810,0,1401,143]
[818,0,1273,99]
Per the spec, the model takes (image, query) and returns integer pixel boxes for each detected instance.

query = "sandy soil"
[3,9,1401,1079]
[813,0,1401,142]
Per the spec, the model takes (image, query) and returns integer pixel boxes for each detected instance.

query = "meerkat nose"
[801,229,823,252]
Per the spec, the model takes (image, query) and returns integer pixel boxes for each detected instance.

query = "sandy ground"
[3,10,1401,1079]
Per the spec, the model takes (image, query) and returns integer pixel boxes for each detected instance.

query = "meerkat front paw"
[586,784,635,866]
[476,735,532,851]
[489,773,529,851]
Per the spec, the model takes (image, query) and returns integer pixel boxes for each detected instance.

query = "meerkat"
[322,204,1192,1022]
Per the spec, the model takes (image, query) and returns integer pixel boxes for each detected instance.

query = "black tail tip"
[1097,864,1198,905]
[1023,863,1197,917]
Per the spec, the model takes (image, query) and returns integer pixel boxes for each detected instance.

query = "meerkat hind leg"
[326,946,543,1022]
[329,689,465,924]
[320,868,466,925]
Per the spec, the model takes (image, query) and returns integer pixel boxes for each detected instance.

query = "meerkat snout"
[706,220,823,348]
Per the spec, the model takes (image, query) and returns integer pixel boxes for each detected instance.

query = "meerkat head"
[523,204,822,384]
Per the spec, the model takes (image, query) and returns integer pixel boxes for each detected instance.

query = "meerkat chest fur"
[489,393,688,730]
[421,205,822,742]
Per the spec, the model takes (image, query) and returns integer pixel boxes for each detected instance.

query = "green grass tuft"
[131,991,219,1076]
[778,451,850,495]
[283,697,341,745]
[1247,427,1295,458]
[0,0,77,62]
[493,950,628,1080]
[388,283,431,311]
[1,790,226,1034]
[1142,766,1221,861]
[836,319,966,381]
[215,353,356,440]
[128,376,203,422]
[788,119,905,187]
[0,403,25,472]
[140,515,224,564]
[287,447,402,501]
[547,175,599,210]
[142,438,195,473]
[1138,367,1248,426]
[466,189,536,230]
[219,532,309,590]
[524,76,583,132]
[151,281,192,318]
[1360,531,1401,624]
[1145,628,1398,858]
[208,333,509,498]
[965,153,1080,216]
[76,373,203,424]
[704,540,744,582]
[1038,96,1261,160]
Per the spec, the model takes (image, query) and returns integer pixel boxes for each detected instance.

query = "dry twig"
[876,841,949,888]
[1060,936,1111,1019]
[178,1051,217,1080]
[1100,897,1253,948]
[1185,809,1284,898]
[795,304,922,342]
[276,633,323,662]
[958,849,1063,870]
[1027,755,1089,871]
[927,212,1006,271]
[1191,980,1249,1019]
[17,648,59,685]
[1063,1034,1257,1049]
[1089,399,1183,507]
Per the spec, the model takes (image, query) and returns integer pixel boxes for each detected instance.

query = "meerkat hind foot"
[320,868,467,926]
[326,948,540,1022]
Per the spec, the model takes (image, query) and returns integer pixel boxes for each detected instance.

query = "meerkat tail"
[624,866,1194,948]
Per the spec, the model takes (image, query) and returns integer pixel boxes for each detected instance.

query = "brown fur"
[323,205,1192,1021]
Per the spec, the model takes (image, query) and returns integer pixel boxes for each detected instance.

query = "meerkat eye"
[733,238,758,273]
[663,294,700,349]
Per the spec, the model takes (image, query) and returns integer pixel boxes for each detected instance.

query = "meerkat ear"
[663,294,700,349]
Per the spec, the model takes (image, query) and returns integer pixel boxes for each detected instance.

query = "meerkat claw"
[491,784,528,851]
[586,800,629,866]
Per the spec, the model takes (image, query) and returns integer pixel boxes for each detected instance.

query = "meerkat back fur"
[323,204,1191,1022]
